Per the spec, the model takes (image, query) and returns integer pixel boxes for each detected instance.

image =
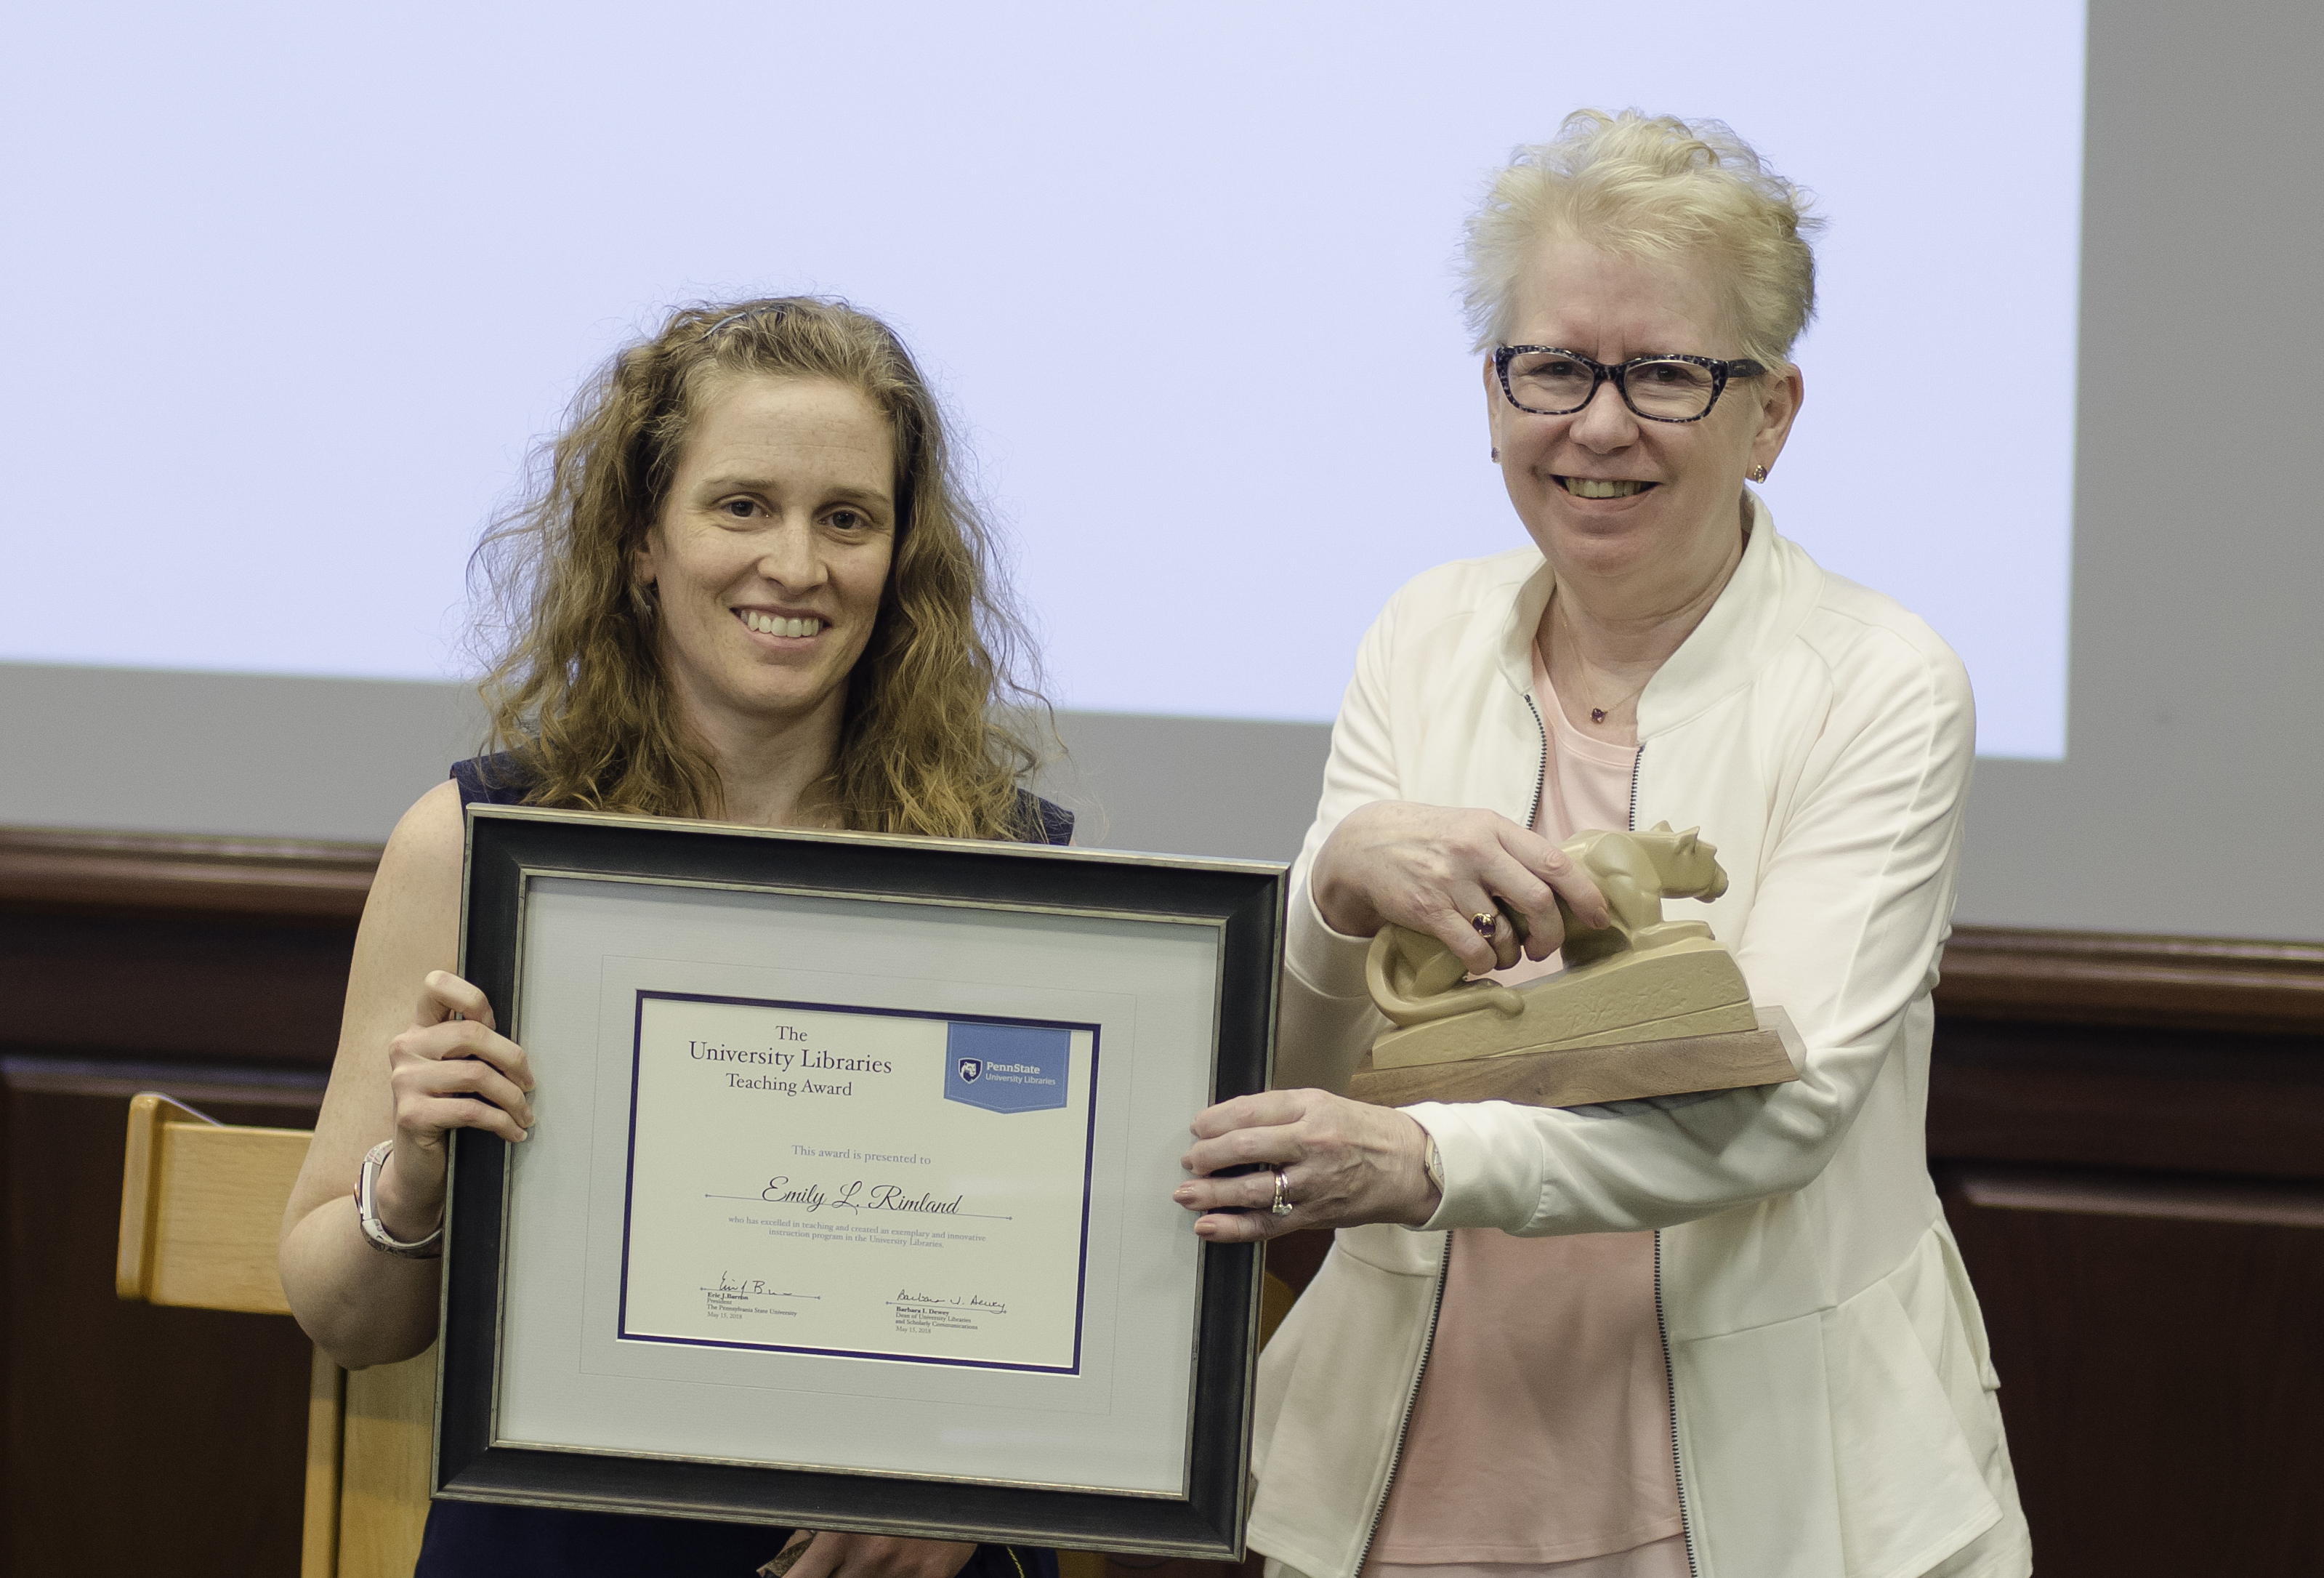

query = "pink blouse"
[1362,650,1687,1578]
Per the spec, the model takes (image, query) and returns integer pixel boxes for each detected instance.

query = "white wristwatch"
[355,1139,445,1258]
[1421,1132,1447,1196]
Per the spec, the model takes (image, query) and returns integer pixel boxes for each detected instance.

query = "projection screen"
[0,0,2083,760]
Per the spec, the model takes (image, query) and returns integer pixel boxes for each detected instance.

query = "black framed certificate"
[434,805,1283,1558]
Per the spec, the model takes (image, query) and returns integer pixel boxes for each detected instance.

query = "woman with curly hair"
[279,297,1068,1578]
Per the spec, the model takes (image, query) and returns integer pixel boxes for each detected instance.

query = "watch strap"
[355,1138,445,1258]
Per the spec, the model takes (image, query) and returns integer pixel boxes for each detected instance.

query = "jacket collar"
[1493,491,1819,741]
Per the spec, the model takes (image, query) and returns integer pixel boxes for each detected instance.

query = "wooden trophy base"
[1347,1005,1803,1110]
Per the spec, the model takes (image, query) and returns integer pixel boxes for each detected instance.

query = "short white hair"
[1461,110,1823,366]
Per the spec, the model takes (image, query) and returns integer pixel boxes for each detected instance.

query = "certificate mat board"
[437,806,1281,1557]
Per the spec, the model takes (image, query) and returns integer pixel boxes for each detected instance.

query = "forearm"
[1272,879,1381,1095]
[281,1194,444,1368]
[1409,1085,1825,1236]
[1407,983,1920,1237]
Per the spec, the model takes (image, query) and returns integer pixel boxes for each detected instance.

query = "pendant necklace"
[1551,599,1650,726]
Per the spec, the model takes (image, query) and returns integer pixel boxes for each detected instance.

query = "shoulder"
[336,780,471,962]
[1378,546,1538,625]
[1784,545,1972,717]
[1360,545,1538,661]
[374,779,467,896]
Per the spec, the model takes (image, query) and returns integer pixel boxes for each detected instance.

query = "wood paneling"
[1928,1016,2324,1181]
[1950,1162,2324,1229]
[1927,993,2324,1578]
[2,1066,325,1578]
[5,826,2323,1578]
[0,828,376,923]
[0,911,358,1066]
[1937,1164,2321,1576]
[1935,925,2324,1034]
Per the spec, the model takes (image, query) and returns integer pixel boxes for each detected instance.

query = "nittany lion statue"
[1362,824,1756,1068]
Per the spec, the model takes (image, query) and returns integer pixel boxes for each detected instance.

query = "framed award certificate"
[433,805,1283,1558]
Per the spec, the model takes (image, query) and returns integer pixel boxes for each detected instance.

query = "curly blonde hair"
[1462,110,1823,368]
[469,297,1049,838]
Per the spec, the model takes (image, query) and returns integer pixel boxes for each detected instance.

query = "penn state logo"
[957,1058,982,1082]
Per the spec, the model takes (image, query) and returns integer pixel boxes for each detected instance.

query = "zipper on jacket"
[1352,1234,1452,1576]
[1635,742,1700,1578]
[1521,692,1549,832]
[1653,1230,1700,1578]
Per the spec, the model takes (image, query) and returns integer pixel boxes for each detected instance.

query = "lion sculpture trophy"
[1362,823,1764,1073]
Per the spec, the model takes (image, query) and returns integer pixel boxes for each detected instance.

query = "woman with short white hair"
[1173,113,2030,1578]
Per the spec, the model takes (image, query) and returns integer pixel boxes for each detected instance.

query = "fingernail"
[1172,1185,1195,1203]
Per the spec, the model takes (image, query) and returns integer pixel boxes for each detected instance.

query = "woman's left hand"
[781,1531,977,1578]
[1174,1090,1439,1242]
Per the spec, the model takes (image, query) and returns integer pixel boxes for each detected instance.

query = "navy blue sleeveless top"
[420,756,1068,1578]
[451,753,1075,846]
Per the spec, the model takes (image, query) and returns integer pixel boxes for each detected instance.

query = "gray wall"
[4,0,2318,938]
[1952,0,2324,940]
[0,659,1323,859]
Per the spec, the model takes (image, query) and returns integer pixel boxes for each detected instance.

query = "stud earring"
[1491,447,1500,462]
[1749,463,1770,483]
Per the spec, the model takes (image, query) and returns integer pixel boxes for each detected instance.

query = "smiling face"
[1486,236,1802,601]
[632,374,897,751]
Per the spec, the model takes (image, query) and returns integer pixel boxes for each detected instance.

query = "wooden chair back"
[116,1092,435,1578]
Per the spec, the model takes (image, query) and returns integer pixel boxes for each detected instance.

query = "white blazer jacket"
[1248,499,2031,1578]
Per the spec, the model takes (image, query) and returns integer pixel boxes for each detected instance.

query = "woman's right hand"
[1309,800,1613,977]
[376,970,535,1241]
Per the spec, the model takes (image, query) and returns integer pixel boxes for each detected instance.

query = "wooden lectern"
[116,1092,435,1578]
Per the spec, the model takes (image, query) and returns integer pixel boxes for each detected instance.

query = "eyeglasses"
[1492,346,1766,424]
